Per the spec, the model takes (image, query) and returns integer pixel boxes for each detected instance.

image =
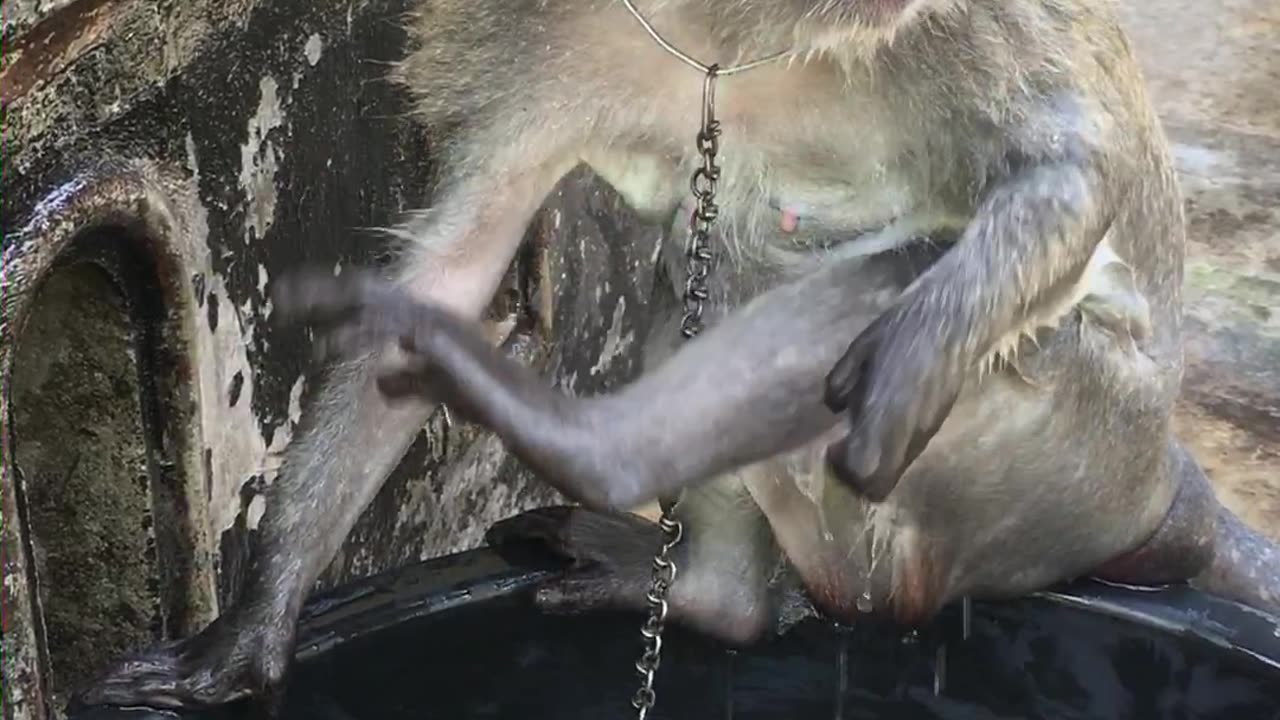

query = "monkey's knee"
[1079,250,1153,342]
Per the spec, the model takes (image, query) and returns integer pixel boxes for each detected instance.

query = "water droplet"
[856,592,873,613]
[934,644,948,696]
[835,626,849,720]
[724,648,737,719]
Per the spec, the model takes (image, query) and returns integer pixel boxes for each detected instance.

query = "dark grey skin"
[73,0,1280,713]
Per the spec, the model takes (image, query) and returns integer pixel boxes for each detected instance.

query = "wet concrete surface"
[1119,0,1280,540]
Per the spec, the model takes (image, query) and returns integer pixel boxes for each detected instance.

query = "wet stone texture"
[10,264,161,712]
[2,1,665,717]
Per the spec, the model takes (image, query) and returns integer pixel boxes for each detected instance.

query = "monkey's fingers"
[828,360,958,501]
[826,407,902,502]
[532,572,623,615]
[312,319,393,363]
[375,363,439,402]
[487,507,657,615]
[827,432,906,503]
[824,333,876,412]
[826,361,919,500]
[70,623,289,715]
[271,267,399,327]
[311,295,442,363]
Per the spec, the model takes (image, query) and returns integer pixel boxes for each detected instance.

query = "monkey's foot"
[823,296,963,501]
[487,506,660,614]
[487,507,778,645]
[70,610,294,715]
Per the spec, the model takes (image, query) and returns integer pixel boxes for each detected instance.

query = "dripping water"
[834,623,851,720]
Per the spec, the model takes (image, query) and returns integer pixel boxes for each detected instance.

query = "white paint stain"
[286,375,306,425]
[304,33,324,66]
[184,132,201,180]
[239,76,285,246]
[127,163,308,611]
[246,494,267,530]
[196,277,296,536]
[590,297,633,376]
[257,263,273,319]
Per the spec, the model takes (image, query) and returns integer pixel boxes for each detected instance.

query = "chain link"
[616,1,786,713]
[632,65,723,720]
[680,68,723,341]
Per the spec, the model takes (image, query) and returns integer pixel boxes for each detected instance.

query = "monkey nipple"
[780,209,800,233]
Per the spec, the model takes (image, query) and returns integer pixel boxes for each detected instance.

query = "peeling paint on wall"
[2,3,666,715]
[197,273,298,537]
[303,33,324,66]
[182,130,297,543]
[589,297,633,376]
[238,76,285,246]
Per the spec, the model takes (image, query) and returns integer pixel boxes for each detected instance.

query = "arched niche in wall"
[2,160,218,718]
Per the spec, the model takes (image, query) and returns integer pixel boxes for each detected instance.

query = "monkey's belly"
[740,315,1173,627]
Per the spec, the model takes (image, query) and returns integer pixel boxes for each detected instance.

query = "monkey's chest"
[768,178,911,234]
[725,161,936,257]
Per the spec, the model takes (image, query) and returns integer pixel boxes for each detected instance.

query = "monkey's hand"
[822,290,964,502]
[273,269,423,358]
[824,147,1106,499]
[273,268,485,405]
[275,270,617,509]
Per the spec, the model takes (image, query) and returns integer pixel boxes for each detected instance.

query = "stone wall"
[2,1,1277,719]
[1,1,665,716]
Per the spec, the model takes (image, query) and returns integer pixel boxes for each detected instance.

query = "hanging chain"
[615,2,787,717]
[631,66,723,720]
[681,69,722,341]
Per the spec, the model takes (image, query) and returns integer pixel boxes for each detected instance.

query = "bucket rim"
[293,543,1280,674]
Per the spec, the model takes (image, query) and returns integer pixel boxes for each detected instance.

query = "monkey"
[269,229,1280,640]
[72,0,1280,714]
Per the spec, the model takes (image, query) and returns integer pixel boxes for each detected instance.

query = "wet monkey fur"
[76,0,1280,714]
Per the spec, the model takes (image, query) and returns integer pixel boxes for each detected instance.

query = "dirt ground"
[1120,0,1280,540]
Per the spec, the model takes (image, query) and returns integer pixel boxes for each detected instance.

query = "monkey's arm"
[825,134,1111,500]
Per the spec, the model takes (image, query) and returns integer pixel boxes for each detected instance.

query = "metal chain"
[631,66,723,720]
[615,3,786,717]
[681,68,722,341]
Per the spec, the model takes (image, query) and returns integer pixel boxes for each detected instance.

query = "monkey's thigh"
[745,315,1182,625]
[895,315,1181,605]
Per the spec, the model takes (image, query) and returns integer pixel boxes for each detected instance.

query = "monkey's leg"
[71,164,571,713]
[1196,505,1280,611]
[487,474,786,646]
[279,248,925,512]
[1094,440,1280,611]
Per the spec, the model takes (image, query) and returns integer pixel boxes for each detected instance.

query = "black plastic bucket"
[71,544,1280,719]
